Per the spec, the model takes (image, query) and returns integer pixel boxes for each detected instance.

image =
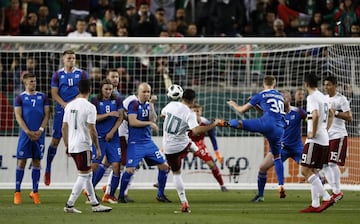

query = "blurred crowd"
[1,0,360,38]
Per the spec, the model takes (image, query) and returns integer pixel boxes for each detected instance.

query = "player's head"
[62,49,76,69]
[263,75,276,88]
[294,87,305,101]
[324,76,337,95]
[106,69,120,89]
[99,78,114,100]
[190,103,202,117]
[182,89,196,106]
[281,90,291,106]
[304,73,319,88]
[78,79,91,95]
[22,73,36,91]
[137,82,151,103]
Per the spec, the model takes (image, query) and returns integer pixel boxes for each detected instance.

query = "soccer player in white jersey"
[300,73,335,213]
[323,76,352,202]
[161,85,221,213]
[62,79,112,213]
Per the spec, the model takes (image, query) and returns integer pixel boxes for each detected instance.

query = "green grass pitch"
[1,189,359,224]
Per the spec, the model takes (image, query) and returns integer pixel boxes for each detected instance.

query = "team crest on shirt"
[291,115,295,120]
[60,75,65,79]
[24,96,29,100]
[99,102,104,106]
[75,74,80,78]
[37,96,42,100]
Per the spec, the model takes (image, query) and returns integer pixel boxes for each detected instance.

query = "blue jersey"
[127,100,152,143]
[282,106,306,150]
[249,89,286,127]
[51,68,89,111]
[91,96,123,138]
[14,91,50,132]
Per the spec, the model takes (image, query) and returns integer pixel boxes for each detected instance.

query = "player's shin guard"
[157,168,169,197]
[45,146,57,173]
[273,157,284,186]
[32,166,41,192]
[257,171,267,197]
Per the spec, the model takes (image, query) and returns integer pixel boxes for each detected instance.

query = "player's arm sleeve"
[87,104,97,124]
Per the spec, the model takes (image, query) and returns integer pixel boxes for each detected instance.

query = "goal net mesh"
[0,38,359,186]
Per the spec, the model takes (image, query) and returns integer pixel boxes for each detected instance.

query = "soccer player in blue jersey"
[226,75,286,196]
[44,50,89,186]
[251,90,306,202]
[118,82,170,203]
[13,73,50,204]
[89,79,124,204]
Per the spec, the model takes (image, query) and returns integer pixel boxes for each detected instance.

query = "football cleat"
[278,186,286,199]
[331,192,344,202]
[118,196,132,203]
[153,183,159,188]
[156,195,172,203]
[251,195,264,203]
[220,186,229,192]
[216,119,230,127]
[44,172,51,186]
[300,205,321,213]
[29,191,41,204]
[14,192,22,205]
[181,202,191,213]
[64,204,82,213]
[92,204,112,212]
[124,195,135,203]
[318,198,335,212]
[102,194,118,204]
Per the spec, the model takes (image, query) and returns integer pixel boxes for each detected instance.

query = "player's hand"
[216,119,230,127]
[108,111,120,117]
[65,147,71,157]
[150,122,159,132]
[105,132,114,142]
[307,131,314,139]
[215,151,224,165]
[227,100,238,108]
[95,148,101,160]
[150,95,158,103]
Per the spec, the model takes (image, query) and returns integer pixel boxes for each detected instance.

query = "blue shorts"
[16,133,45,160]
[242,117,284,156]
[281,144,303,163]
[126,141,166,168]
[52,109,64,139]
[92,136,121,164]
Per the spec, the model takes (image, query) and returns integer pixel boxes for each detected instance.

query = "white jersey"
[305,90,329,146]
[326,92,350,139]
[63,98,97,153]
[118,95,138,137]
[161,101,199,154]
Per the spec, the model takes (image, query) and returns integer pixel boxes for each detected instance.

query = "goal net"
[0,37,359,189]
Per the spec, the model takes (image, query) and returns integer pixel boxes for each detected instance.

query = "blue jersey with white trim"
[249,89,286,127]
[14,91,50,132]
[91,96,123,138]
[127,100,153,143]
[51,68,89,110]
[283,106,306,150]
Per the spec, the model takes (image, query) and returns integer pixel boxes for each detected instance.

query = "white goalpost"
[0,37,359,191]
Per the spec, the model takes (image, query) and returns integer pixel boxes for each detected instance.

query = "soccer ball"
[167,84,183,100]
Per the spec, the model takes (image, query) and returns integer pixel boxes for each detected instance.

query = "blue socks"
[15,167,25,192]
[45,146,57,173]
[110,173,120,196]
[257,171,267,197]
[32,167,40,192]
[119,171,133,198]
[273,157,284,186]
[92,164,106,187]
[157,169,168,197]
